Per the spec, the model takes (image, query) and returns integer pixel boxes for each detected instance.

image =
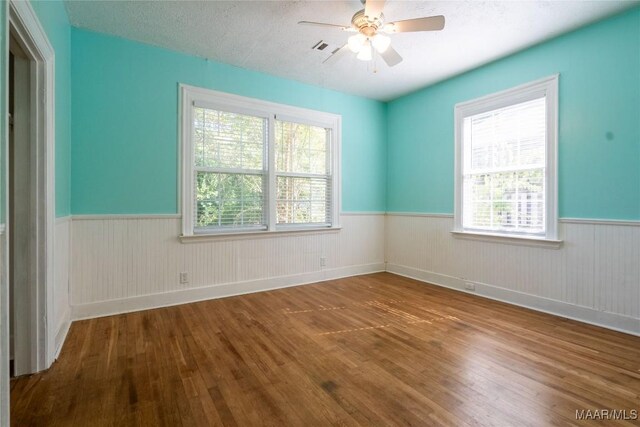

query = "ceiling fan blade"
[298,21,352,31]
[386,15,445,33]
[364,0,386,18]
[380,45,403,67]
[323,44,350,65]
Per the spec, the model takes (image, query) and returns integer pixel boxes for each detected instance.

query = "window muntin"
[181,85,341,237]
[454,75,558,242]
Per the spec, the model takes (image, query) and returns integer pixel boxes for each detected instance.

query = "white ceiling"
[64,0,637,101]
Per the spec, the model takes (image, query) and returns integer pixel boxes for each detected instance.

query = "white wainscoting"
[67,212,639,336]
[54,216,71,358]
[386,214,640,335]
[70,214,385,319]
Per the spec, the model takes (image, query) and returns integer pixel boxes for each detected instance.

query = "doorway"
[4,0,56,381]
[9,33,35,378]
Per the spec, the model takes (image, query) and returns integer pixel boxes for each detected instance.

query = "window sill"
[180,226,342,243]
[451,230,563,249]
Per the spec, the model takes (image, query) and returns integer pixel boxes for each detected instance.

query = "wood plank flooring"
[10,273,640,426]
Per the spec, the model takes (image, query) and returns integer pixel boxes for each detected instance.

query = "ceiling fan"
[298,0,445,67]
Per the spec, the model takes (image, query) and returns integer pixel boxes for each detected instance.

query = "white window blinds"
[193,107,267,231]
[275,120,332,226]
[462,97,546,235]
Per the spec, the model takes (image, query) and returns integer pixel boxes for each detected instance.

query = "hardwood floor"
[10,273,640,426]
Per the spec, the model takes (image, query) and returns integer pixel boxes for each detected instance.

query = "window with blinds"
[454,76,558,242]
[193,107,267,231]
[181,85,341,237]
[463,97,546,234]
[275,120,331,226]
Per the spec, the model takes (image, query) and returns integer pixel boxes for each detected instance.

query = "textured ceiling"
[64,0,638,101]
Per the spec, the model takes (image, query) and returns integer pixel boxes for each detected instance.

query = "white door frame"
[7,0,55,374]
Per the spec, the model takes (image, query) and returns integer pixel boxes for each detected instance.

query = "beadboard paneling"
[71,214,385,317]
[54,217,71,357]
[69,213,639,334]
[386,214,640,334]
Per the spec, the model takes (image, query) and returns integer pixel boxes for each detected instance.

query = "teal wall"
[31,0,71,217]
[61,6,640,219]
[71,28,387,214]
[387,8,640,220]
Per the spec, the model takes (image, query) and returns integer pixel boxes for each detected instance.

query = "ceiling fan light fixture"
[372,33,390,53]
[348,34,366,53]
[299,1,445,68]
[356,39,373,61]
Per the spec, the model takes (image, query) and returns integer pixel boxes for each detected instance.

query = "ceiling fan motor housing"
[352,9,384,37]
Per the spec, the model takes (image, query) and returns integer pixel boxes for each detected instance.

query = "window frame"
[453,75,559,245]
[179,84,341,238]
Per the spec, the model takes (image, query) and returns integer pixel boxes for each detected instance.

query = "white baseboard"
[71,263,385,320]
[386,263,640,336]
[54,309,71,360]
[67,259,639,337]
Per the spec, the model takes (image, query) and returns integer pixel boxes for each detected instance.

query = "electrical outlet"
[464,282,476,291]
[180,272,189,284]
[320,257,327,267]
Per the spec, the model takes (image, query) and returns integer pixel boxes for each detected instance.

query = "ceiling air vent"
[311,40,329,51]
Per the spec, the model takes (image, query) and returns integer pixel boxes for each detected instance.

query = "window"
[192,108,266,231]
[275,120,332,226]
[180,85,340,237]
[454,75,558,243]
